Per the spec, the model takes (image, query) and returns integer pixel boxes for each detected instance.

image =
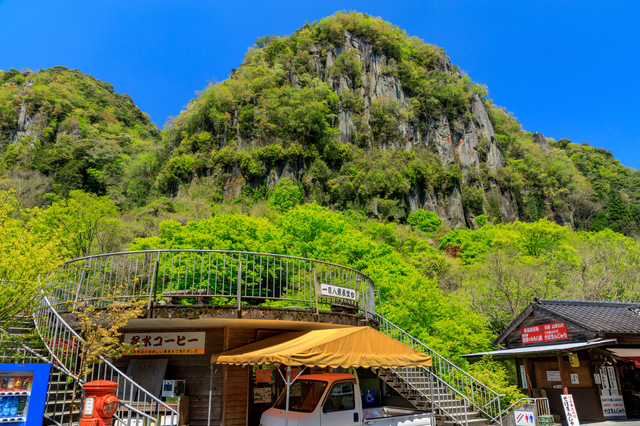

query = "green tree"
[407,209,442,233]
[41,190,119,257]
[268,178,304,211]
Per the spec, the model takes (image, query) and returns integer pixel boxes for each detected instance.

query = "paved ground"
[571,421,639,426]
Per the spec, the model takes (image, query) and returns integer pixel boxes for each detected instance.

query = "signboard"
[600,395,626,418]
[514,410,535,425]
[364,389,376,405]
[521,325,543,344]
[256,369,272,384]
[547,370,561,382]
[124,332,205,355]
[561,394,580,426]
[520,365,528,389]
[570,374,579,384]
[254,387,272,404]
[606,366,618,390]
[319,283,357,301]
[594,374,601,384]
[543,322,568,341]
[521,322,568,344]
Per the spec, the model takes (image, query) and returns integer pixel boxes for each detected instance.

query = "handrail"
[493,397,550,422]
[52,249,377,316]
[374,313,504,424]
[32,293,179,424]
[45,249,511,426]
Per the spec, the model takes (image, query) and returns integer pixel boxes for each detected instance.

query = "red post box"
[79,380,119,426]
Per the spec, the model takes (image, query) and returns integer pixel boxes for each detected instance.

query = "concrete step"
[442,418,488,426]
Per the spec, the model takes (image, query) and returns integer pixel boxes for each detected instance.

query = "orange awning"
[210,326,432,368]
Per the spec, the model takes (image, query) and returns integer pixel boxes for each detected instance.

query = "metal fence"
[51,250,377,316]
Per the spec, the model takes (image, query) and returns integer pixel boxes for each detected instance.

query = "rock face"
[532,132,551,154]
[224,30,515,227]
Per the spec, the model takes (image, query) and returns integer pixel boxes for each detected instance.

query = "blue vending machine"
[0,364,51,425]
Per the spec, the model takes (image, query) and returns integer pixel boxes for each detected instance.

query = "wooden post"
[557,354,569,395]
[523,358,533,398]
[221,326,230,426]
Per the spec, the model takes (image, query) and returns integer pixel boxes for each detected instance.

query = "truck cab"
[260,373,434,426]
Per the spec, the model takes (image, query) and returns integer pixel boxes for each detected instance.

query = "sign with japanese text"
[561,394,580,426]
[601,395,626,417]
[521,325,543,344]
[543,322,568,341]
[521,322,568,344]
[547,370,561,382]
[254,387,272,404]
[124,332,205,355]
[319,283,357,301]
[514,410,535,425]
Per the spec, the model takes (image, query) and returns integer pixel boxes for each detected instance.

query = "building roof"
[463,339,617,358]
[534,299,640,334]
[494,298,640,346]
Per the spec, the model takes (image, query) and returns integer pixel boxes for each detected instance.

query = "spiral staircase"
[1,249,514,426]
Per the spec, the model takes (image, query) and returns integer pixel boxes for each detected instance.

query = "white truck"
[260,373,435,426]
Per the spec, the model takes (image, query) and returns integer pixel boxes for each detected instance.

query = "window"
[324,381,356,412]
[274,380,328,413]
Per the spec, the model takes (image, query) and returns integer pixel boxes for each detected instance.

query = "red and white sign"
[521,325,543,344]
[561,394,580,426]
[124,332,205,355]
[543,322,568,341]
[521,322,568,344]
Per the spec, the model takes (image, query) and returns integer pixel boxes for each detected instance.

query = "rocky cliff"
[163,13,542,228]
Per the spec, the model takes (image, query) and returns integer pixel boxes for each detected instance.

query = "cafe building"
[463,298,640,422]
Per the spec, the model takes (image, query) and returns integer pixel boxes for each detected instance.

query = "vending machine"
[0,363,51,425]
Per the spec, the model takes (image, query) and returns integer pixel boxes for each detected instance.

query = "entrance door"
[321,381,360,426]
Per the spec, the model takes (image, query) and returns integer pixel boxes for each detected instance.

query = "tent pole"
[285,366,291,426]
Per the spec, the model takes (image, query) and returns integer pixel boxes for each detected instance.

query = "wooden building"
[113,306,378,426]
[464,298,640,422]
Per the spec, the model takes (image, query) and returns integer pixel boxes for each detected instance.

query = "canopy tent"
[210,326,432,368]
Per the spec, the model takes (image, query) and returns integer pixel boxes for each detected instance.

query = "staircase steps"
[374,367,491,426]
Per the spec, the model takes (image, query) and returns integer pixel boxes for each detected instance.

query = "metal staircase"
[1,294,179,425]
[373,314,507,426]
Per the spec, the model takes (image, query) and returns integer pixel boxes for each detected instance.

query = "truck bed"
[363,406,434,426]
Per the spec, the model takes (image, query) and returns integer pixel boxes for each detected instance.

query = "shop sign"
[547,370,561,382]
[542,322,568,341]
[319,283,357,301]
[571,374,579,384]
[561,394,580,426]
[256,369,272,383]
[600,395,626,417]
[521,322,568,344]
[124,332,205,355]
[514,410,535,425]
[521,325,543,344]
[254,387,272,404]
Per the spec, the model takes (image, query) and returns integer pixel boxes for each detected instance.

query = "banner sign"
[521,322,568,344]
[319,283,357,301]
[124,332,205,355]
[561,394,580,426]
[601,395,626,417]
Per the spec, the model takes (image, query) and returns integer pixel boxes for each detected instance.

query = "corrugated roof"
[463,339,618,358]
[535,298,640,334]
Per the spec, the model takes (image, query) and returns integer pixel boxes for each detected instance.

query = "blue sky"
[2,0,639,167]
